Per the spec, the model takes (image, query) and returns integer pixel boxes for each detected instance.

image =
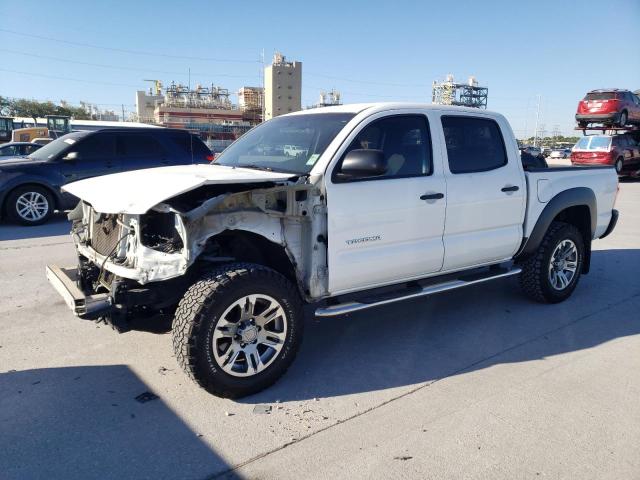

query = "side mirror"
[62,151,79,162]
[338,149,387,179]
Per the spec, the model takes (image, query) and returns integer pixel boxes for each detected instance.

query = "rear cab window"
[441,116,507,174]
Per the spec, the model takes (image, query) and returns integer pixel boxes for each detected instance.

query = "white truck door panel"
[325,112,446,294]
[439,114,526,271]
[327,177,446,293]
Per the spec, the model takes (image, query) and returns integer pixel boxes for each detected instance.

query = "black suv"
[0,128,212,225]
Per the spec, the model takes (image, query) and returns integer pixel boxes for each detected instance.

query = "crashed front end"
[46,202,193,325]
[46,174,328,327]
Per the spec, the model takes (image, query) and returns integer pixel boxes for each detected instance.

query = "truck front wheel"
[519,221,584,303]
[172,263,304,398]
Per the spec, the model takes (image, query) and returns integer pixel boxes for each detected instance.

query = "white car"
[47,103,619,398]
[283,144,307,156]
[549,148,571,159]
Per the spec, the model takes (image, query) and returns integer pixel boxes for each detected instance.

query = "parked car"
[541,147,552,158]
[47,103,618,398]
[549,147,571,159]
[521,146,542,158]
[0,142,43,158]
[576,89,640,128]
[0,128,212,225]
[571,134,640,175]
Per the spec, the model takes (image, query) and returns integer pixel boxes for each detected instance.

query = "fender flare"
[515,187,596,260]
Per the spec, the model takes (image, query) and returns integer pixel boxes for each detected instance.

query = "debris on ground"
[135,391,159,403]
[158,366,172,375]
[394,456,413,461]
[224,411,234,417]
[253,404,272,415]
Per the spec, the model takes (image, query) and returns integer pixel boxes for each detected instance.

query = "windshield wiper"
[237,163,274,172]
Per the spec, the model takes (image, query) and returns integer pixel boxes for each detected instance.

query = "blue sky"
[1,0,638,137]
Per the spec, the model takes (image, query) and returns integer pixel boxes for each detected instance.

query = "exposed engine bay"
[67,176,329,326]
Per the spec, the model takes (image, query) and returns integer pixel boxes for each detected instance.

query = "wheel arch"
[194,229,303,297]
[515,187,595,273]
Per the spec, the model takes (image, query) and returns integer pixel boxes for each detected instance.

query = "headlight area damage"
[51,176,329,330]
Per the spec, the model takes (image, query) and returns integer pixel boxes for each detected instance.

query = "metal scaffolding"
[432,75,488,109]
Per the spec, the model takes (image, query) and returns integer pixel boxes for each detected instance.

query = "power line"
[0,68,141,88]
[0,49,260,81]
[305,71,426,88]
[0,28,260,64]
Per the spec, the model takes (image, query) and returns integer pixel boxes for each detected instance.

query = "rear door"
[325,111,447,294]
[117,133,170,172]
[439,114,526,271]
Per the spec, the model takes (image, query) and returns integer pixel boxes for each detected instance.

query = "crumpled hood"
[63,164,296,214]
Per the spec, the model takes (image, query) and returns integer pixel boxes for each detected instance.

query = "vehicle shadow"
[0,365,238,480]
[0,212,70,241]
[241,248,640,403]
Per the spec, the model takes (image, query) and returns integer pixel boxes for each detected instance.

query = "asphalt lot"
[1,180,639,480]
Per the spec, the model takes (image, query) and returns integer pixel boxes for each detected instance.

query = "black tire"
[619,111,628,127]
[615,157,624,174]
[519,221,585,304]
[578,121,588,129]
[172,263,304,398]
[5,185,54,225]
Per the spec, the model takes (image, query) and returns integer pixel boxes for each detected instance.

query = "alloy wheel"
[548,239,578,291]
[212,294,288,377]
[16,191,49,222]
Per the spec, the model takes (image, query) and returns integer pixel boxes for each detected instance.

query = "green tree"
[0,96,92,123]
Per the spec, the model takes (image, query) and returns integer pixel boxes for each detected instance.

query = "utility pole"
[260,48,265,123]
[533,94,541,147]
[121,104,125,122]
[188,67,191,91]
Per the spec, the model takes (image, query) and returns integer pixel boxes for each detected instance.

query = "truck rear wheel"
[172,263,304,398]
[519,221,584,303]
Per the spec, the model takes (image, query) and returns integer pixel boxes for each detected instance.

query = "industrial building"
[432,75,488,109]
[264,52,302,120]
[308,89,342,109]
[238,86,264,123]
[134,81,257,152]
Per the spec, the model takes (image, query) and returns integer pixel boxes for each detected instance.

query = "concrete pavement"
[0,182,638,480]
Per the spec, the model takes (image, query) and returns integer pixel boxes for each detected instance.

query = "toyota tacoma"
[46,103,619,398]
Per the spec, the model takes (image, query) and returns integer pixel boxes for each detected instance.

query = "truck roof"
[290,102,501,117]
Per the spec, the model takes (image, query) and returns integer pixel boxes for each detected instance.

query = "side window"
[119,135,165,157]
[0,145,17,156]
[340,115,432,179]
[170,134,210,156]
[441,116,507,174]
[74,134,116,160]
[24,145,39,155]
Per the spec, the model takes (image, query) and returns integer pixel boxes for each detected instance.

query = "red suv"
[571,134,640,175]
[575,89,640,128]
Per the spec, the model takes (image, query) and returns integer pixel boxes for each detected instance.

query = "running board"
[315,267,522,317]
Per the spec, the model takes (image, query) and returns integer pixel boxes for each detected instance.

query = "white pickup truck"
[47,103,619,398]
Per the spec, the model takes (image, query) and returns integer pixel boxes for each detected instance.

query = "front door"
[439,115,526,271]
[325,113,447,295]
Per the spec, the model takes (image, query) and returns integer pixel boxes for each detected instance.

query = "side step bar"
[315,266,522,317]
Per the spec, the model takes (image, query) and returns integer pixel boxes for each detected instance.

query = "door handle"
[420,193,444,200]
[501,185,519,192]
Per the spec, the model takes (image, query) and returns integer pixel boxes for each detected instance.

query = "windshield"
[28,131,89,161]
[215,113,355,174]
[574,136,611,151]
